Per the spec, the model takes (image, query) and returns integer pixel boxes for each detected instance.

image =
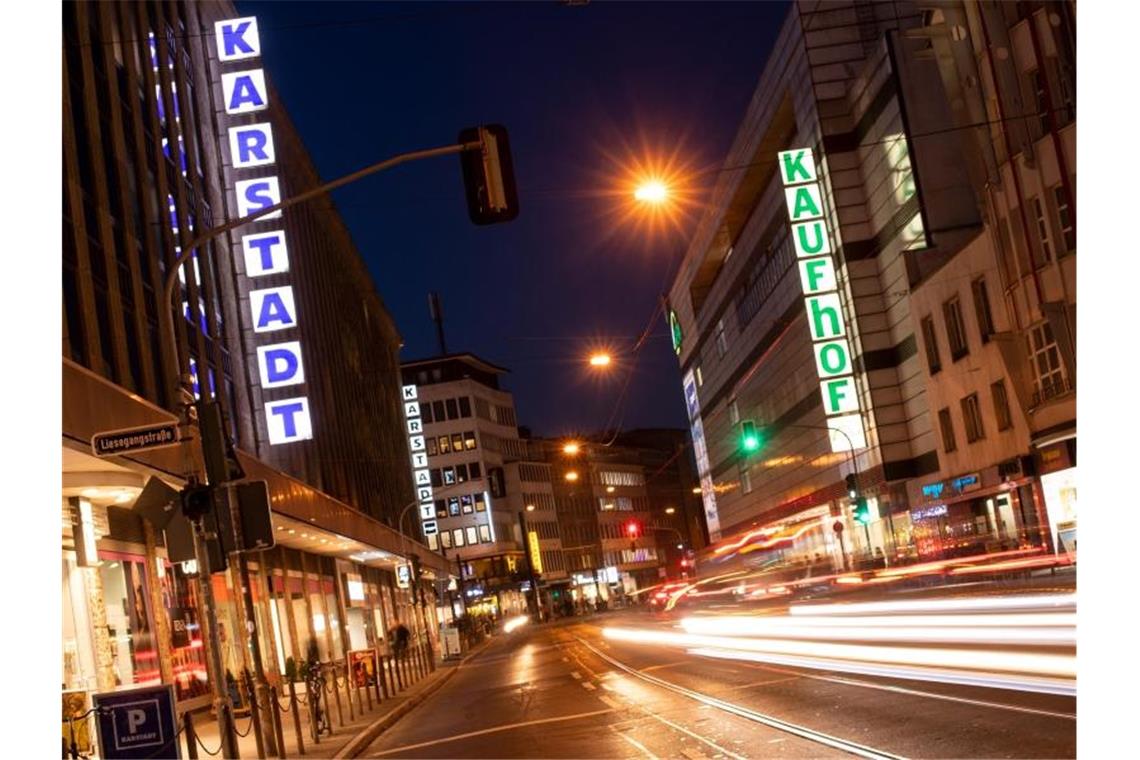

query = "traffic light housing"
[853,497,871,525]
[459,125,520,225]
[180,482,214,520]
[845,473,858,499]
[740,420,761,453]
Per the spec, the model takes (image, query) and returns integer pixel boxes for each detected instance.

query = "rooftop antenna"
[428,292,448,355]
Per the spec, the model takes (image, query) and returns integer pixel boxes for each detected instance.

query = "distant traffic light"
[458,124,520,225]
[740,420,761,453]
[180,482,214,520]
[853,497,871,525]
[845,473,858,499]
[625,521,642,539]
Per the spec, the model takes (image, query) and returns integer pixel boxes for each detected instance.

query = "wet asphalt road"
[363,613,1076,759]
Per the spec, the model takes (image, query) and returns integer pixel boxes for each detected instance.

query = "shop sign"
[681,368,721,541]
[400,384,437,540]
[1037,441,1074,475]
[93,684,180,759]
[396,564,411,588]
[951,473,981,494]
[668,308,683,355]
[214,16,311,445]
[348,649,378,688]
[528,530,543,574]
[921,482,945,500]
[912,504,948,521]
[777,148,866,453]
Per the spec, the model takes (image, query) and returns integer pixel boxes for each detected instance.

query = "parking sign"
[93,684,180,759]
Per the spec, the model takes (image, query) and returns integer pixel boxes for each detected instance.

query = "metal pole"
[517,511,541,619]
[192,516,241,759]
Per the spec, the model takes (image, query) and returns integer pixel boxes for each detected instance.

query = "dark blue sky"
[241,1,788,437]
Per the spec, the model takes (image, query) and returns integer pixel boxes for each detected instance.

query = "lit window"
[438,435,451,454]
[465,526,478,546]
[426,533,438,551]
[479,524,491,543]
[464,431,477,450]
[441,531,452,549]
[448,498,460,517]
[453,529,465,547]
[452,433,463,452]
[426,438,438,456]
[1028,322,1067,404]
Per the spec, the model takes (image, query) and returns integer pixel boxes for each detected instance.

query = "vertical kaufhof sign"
[215,18,312,445]
[778,148,867,453]
[401,385,438,538]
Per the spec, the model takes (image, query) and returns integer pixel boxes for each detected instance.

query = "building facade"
[62,0,449,718]
[667,0,1075,571]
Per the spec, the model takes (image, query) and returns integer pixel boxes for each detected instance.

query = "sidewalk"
[181,650,476,759]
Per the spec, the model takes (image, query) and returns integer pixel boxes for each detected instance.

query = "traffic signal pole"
[159,140,488,759]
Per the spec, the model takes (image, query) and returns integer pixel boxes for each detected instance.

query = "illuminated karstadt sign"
[214,17,312,445]
[777,147,867,453]
[402,384,438,538]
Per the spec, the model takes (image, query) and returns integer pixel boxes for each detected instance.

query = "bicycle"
[306,662,331,742]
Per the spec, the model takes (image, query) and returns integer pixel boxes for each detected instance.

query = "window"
[465,526,478,546]
[739,463,752,495]
[426,533,438,551]
[942,297,969,361]
[1029,321,1067,403]
[441,530,452,549]
[1030,69,1049,136]
[458,397,472,417]
[469,462,481,479]
[438,435,451,454]
[430,469,442,488]
[729,398,740,425]
[455,464,468,483]
[474,493,487,512]
[432,400,445,421]
[991,380,1013,432]
[443,467,456,486]
[426,438,438,456]
[464,431,477,450]
[1052,187,1075,253]
[479,524,492,543]
[448,498,461,517]
[420,403,433,424]
[451,433,463,452]
[938,408,957,453]
[1031,196,1053,266]
[715,318,728,357]
[960,393,985,443]
[971,278,995,344]
[452,529,465,548]
[461,495,474,514]
[997,217,1018,283]
[435,500,448,519]
[921,316,942,374]
[446,398,459,419]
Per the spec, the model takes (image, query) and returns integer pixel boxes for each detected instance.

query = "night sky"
[240,1,788,437]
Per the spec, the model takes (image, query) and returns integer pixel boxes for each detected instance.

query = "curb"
[334,638,496,759]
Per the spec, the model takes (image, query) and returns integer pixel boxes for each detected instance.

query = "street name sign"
[92,423,181,458]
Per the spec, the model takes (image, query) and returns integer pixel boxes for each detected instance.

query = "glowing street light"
[665,507,676,515]
[588,353,612,368]
[691,487,702,494]
[634,180,668,204]
[563,441,581,456]
[564,471,579,482]
[525,504,536,512]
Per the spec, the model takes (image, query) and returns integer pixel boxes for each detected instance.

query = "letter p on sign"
[127,708,148,734]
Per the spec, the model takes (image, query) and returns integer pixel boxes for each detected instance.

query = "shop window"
[426,437,438,456]
[942,297,969,361]
[438,435,451,455]
[960,393,985,443]
[464,431,477,450]
[98,552,160,688]
[465,526,478,546]
[938,407,957,453]
[921,315,942,374]
[451,433,463,452]
[971,277,995,344]
[459,396,472,417]
[991,379,1013,432]
[479,524,492,543]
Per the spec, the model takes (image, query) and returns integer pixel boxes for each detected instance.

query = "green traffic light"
[740,420,761,453]
[742,435,760,452]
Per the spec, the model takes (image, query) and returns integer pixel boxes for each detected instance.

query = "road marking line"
[640,661,689,673]
[578,636,901,760]
[582,681,597,690]
[731,675,802,691]
[631,707,746,760]
[733,661,1076,720]
[369,708,617,756]
[600,695,622,709]
[610,725,660,759]
[571,671,582,680]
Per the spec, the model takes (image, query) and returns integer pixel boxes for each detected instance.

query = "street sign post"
[92,684,180,759]
[91,422,181,458]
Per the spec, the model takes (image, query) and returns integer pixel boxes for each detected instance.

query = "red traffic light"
[625,521,642,538]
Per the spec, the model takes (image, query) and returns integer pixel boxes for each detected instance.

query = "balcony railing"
[1032,375,1072,408]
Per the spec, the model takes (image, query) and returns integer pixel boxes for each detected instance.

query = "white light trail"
[503,615,529,634]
